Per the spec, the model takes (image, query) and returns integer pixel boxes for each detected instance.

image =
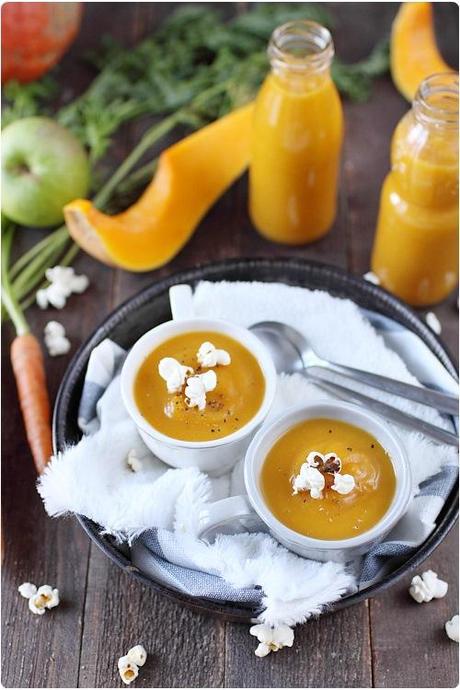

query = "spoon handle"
[309,361,458,416]
[306,373,459,447]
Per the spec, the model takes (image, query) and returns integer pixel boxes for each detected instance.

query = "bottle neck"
[413,73,459,132]
[268,20,334,89]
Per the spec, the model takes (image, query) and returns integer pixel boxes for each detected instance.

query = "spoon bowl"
[249,321,307,374]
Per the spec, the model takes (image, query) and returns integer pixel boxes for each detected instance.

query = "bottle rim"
[268,20,334,74]
[414,72,459,129]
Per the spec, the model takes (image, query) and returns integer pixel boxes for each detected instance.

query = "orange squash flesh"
[391,2,452,102]
[64,103,254,271]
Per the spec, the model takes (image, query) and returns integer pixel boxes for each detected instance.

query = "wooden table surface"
[2,3,459,688]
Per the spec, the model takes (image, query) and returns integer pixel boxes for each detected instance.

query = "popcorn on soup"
[134,332,265,442]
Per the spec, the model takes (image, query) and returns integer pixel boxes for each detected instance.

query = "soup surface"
[134,331,265,442]
[261,418,396,540]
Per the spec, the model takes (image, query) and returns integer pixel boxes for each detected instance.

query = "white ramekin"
[121,284,277,476]
[198,401,412,561]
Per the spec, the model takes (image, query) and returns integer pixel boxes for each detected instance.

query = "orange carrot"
[10,333,53,474]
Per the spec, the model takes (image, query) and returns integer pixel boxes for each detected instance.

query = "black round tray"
[53,258,458,622]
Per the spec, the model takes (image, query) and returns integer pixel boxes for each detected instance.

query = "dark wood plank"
[78,545,225,688]
[108,6,359,686]
[337,5,458,688]
[225,602,372,687]
[1,252,114,689]
[1,6,117,684]
[370,524,459,688]
[1,403,89,689]
[77,6,229,688]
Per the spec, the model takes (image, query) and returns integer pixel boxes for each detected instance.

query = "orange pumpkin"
[1,2,83,83]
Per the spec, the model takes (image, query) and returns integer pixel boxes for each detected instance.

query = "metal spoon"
[250,320,459,447]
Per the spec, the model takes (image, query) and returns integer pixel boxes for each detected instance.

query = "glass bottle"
[249,20,344,245]
[372,73,459,306]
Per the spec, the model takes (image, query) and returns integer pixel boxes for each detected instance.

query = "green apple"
[1,117,90,227]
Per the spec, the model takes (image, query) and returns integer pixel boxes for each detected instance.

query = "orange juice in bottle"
[372,73,459,306]
[249,21,343,244]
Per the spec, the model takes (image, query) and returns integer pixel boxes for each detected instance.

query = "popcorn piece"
[445,614,459,643]
[197,341,231,368]
[36,266,89,310]
[126,449,142,473]
[292,464,325,499]
[185,370,217,411]
[36,289,50,310]
[323,452,342,474]
[126,644,147,667]
[28,597,47,615]
[363,271,380,285]
[28,585,60,615]
[158,357,193,393]
[250,623,294,657]
[306,451,342,474]
[425,311,442,335]
[18,582,37,599]
[44,321,71,357]
[331,473,356,495]
[409,570,448,603]
[44,320,65,337]
[118,656,139,685]
[305,451,323,467]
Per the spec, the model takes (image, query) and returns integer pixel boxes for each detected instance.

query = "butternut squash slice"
[64,103,254,271]
[391,2,453,101]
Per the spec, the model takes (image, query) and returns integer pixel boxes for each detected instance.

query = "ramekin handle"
[169,284,194,321]
[198,495,261,542]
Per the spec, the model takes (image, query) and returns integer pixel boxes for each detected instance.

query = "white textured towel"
[38,281,457,626]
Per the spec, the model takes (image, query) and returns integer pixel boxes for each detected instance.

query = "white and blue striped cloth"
[75,284,458,611]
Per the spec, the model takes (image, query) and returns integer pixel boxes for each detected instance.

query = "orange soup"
[249,21,343,245]
[250,71,343,244]
[261,418,396,540]
[134,331,265,442]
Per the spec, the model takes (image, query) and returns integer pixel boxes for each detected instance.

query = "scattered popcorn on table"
[44,321,71,357]
[28,585,60,615]
[36,266,89,310]
[425,311,442,335]
[126,645,147,667]
[18,582,37,599]
[445,614,459,643]
[118,656,139,685]
[409,570,448,603]
[117,644,147,684]
[126,449,142,473]
[249,623,294,657]
[363,271,380,285]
